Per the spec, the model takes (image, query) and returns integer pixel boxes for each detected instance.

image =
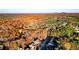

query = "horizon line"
[0,9,79,13]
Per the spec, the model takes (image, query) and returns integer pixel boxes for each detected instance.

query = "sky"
[0,0,78,13]
[0,9,79,13]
